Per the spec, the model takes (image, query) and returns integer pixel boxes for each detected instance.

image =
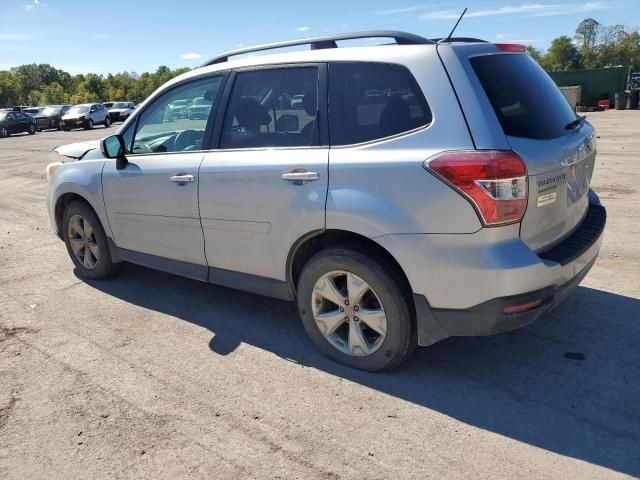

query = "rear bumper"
[375,195,606,346]
[413,255,596,344]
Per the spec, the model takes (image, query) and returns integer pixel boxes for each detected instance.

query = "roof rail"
[431,37,488,44]
[201,30,433,66]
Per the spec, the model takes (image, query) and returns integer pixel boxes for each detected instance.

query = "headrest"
[235,97,272,130]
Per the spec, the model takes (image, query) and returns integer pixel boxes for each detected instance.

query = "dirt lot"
[0,112,638,479]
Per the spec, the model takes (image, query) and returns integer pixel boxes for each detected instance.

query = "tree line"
[527,18,640,72]
[1,17,639,108]
[0,64,189,108]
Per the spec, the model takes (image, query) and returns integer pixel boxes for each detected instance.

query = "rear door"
[199,65,328,285]
[6,112,19,133]
[440,44,595,252]
[15,112,29,133]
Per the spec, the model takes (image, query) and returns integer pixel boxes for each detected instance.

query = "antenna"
[441,8,467,43]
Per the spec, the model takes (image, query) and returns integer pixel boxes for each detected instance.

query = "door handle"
[169,173,195,184]
[282,171,319,184]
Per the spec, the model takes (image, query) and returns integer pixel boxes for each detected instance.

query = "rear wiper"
[565,116,585,131]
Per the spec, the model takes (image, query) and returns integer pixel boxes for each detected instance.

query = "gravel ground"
[0,112,638,479]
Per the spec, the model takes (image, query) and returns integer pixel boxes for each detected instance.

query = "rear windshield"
[470,54,577,140]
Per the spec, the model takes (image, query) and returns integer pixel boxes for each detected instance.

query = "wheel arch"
[286,229,414,303]
[54,192,103,240]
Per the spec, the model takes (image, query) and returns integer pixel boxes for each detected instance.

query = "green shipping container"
[548,67,629,106]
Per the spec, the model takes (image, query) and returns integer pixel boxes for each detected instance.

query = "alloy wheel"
[0,127,7,138]
[67,214,99,269]
[311,270,387,356]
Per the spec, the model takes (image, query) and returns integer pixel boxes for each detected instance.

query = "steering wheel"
[174,129,201,151]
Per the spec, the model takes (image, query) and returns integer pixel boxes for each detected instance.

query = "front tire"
[297,247,416,371]
[62,201,121,280]
[0,126,8,138]
[104,117,111,128]
[85,119,94,130]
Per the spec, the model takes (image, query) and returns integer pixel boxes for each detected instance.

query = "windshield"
[67,105,90,115]
[42,107,60,115]
[112,102,129,109]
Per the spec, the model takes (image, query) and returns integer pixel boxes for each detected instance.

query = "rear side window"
[221,67,319,149]
[470,54,577,140]
[328,62,432,146]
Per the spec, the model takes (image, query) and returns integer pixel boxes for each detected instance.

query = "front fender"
[47,158,111,238]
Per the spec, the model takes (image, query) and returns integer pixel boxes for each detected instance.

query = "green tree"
[40,82,68,104]
[526,45,543,63]
[541,36,582,71]
[0,71,20,107]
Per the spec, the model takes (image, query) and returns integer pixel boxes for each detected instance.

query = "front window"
[128,75,223,154]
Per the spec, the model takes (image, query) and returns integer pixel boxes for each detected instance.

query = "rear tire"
[28,124,36,135]
[297,247,416,371]
[104,117,111,128]
[62,201,121,280]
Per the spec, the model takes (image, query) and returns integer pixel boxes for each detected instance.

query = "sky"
[0,0,638,74]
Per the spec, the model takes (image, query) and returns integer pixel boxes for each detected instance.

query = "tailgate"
[509,130,595,252]
[450,45,596,252]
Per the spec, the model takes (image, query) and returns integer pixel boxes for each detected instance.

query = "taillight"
[495,43,526,53]
[426,150,528,226]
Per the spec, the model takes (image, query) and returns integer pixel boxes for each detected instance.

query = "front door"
[102,74,225,277]
[199,65,328,285]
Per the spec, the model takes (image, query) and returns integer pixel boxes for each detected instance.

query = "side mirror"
[101,134,128,170]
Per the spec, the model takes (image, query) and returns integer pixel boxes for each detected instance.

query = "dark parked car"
[0,110,37,137]
[34,105,71,131]
[105,101,136,122]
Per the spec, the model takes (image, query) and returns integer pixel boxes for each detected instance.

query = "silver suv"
[46,31,606,371]
[61,103,111,131]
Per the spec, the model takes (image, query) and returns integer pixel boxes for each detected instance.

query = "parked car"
[34,105,71,131]
[167,99,191,119]
[0,110,37,137]
[290,94,305,109]
[12,105,31,112]
[61,103,111,130]
[47,31,606,371]
[186,97,212,120]
[106,101,136,122]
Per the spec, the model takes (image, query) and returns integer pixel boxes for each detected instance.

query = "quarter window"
[220,67,319,149]
[129,75,223,154]
[328,62,432,146]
